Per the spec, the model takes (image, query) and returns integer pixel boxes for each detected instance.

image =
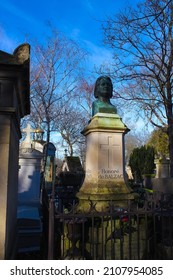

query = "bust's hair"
[94,76,113,98]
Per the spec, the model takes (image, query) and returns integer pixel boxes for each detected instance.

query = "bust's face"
[97,78,112,98]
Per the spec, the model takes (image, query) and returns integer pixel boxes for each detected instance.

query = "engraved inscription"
[98,168,123,180]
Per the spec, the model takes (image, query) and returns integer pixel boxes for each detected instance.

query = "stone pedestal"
[154,158,170,178]
[0,44,30,259]
[77,113,133,212]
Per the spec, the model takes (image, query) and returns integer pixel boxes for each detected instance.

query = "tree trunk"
[47,122,50,143]
[167,112,173,177]
[69,144,73,157]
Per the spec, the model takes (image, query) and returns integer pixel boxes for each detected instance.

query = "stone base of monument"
[76,112,135,212]
[76,176,134,211]
[77,191,134,212]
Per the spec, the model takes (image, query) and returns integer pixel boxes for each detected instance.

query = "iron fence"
[44,191,173,260]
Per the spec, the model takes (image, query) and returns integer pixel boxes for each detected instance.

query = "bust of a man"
[92,76,117,116]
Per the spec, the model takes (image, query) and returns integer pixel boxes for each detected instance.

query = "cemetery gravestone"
[62,77,139,260]
[154,158,170,178]
[17,123,43,254]
[77,76,134,211]
[152,158,173,193]
[18,124,43,206]
[43,142,56,191]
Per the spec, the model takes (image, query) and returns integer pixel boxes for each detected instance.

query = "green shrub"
[129,145,155,183]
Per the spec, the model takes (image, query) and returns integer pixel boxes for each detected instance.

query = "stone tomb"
[17,124,43,254]
[77,113,134,212]
[154,158,170,178]
[18,124,43,206]
[64,76,142,259]
[0,44,30,259]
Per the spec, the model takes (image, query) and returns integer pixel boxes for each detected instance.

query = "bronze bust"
[92,76,117,116]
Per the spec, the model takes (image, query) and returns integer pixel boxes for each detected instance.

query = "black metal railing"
[43,192,173,260]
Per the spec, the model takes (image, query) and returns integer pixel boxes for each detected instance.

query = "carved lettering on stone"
[98,169,123,180]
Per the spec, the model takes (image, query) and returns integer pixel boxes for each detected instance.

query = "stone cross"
[100,136,120,169]
[22,123,34,143]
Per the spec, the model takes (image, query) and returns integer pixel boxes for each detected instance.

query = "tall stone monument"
[17,123,43,254]
[0,44,30,259]
[18,124,43,206]
[77,76,133,211]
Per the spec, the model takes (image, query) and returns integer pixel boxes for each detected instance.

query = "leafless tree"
[125,130,150,164]
[29,28,87,142]
[102,0,173,176]
[76,77,95,119]
[55,105,87,156]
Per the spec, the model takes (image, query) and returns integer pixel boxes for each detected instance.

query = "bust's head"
[94,76,113,99]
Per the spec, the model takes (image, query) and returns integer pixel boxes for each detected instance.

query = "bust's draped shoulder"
[92,99,117,116]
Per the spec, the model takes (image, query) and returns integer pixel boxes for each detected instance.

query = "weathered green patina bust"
[92,76,117,116]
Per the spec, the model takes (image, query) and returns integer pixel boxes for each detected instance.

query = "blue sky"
[0,0,150,145]
[0,0,148,132]
[0,0,137,69]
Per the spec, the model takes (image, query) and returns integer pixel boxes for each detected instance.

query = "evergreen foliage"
[147,128,169,158]
[129,145,155,182]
